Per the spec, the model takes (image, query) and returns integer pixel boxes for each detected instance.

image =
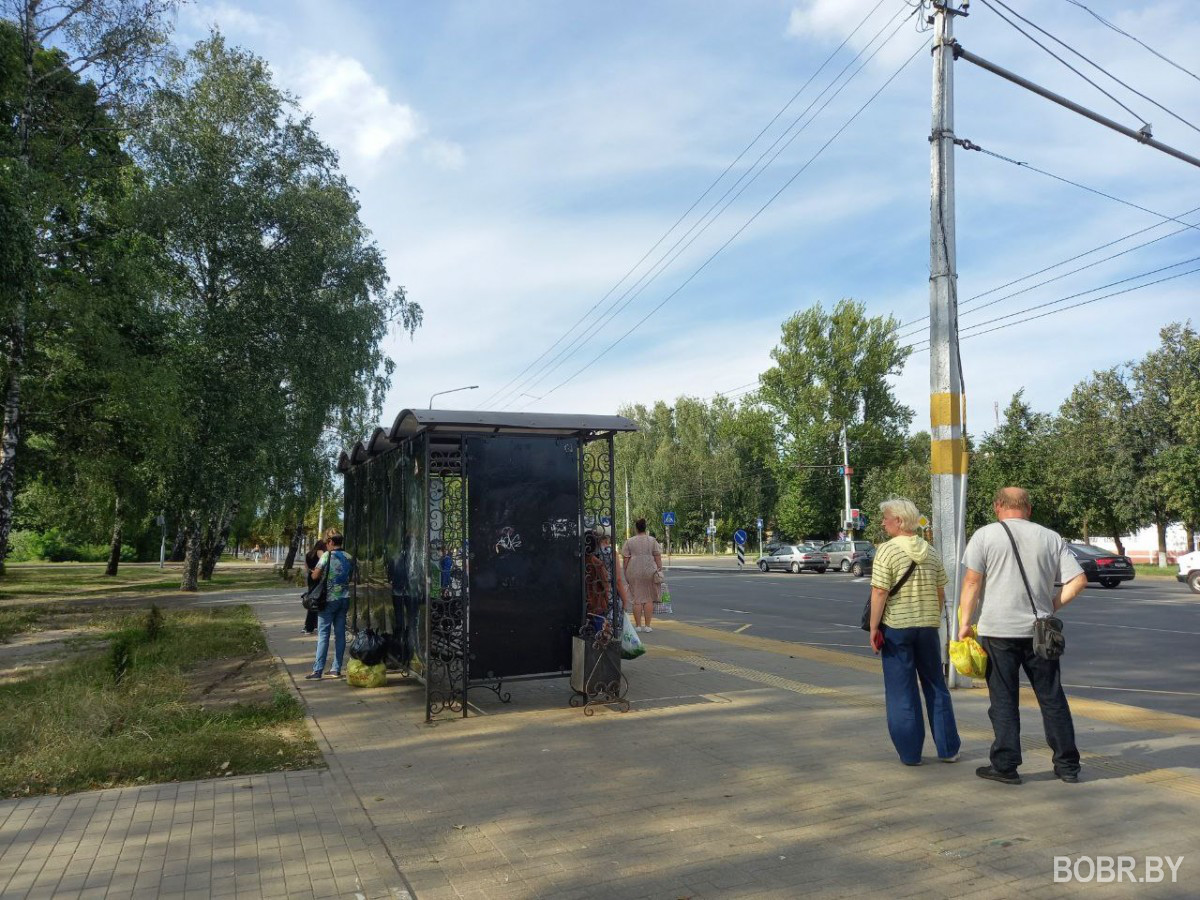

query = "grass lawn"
[0,561,287,606]
[1132,564,1181,580]
[0,605,319,797]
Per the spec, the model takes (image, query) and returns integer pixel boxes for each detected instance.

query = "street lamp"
[428,384,479,408]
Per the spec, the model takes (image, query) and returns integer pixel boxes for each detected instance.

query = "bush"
[5,529,137,563]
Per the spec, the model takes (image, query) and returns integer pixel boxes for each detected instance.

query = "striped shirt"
[870,536,947,629]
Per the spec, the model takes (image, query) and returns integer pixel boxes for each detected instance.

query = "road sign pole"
[930,1,969,688]
[666,524,671,566]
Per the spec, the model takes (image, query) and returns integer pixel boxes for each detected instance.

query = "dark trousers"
[303,608,318,632]
[980,636,1080,776]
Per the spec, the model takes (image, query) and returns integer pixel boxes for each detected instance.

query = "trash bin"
[570,635,628,714]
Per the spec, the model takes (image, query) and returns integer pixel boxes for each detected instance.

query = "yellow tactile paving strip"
[654,619,1200,734]
[651,642,1200,799]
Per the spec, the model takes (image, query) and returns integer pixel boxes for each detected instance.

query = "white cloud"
[179,1,272,38]
[423,139,467,171]
[290,54,424,165]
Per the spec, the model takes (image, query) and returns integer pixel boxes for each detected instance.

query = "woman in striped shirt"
[866,498,961,766]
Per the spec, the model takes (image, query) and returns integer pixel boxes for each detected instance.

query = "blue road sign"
[836,466,846,476]
[662,511,676,526]
[756,518,763,530]
[706,524,716,536]
[734,529,748,545]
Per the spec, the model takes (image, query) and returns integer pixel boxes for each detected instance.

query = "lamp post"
[428,385,479,408]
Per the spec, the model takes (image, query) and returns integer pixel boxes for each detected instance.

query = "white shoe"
[643,626,653,633]
[940,754,960,763]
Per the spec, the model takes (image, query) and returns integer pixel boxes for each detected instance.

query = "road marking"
[1068,619,1200,636]
[733,624,752,634]
[652,619,1200,734]
[1063,683,1200,698]
[720,608,750,615]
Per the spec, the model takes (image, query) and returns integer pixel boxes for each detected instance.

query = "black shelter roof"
[337,408,636,472]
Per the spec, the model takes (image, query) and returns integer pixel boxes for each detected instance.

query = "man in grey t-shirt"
[958,487,1088,785]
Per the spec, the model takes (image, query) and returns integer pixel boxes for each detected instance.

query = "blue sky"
[177,0,1199,435]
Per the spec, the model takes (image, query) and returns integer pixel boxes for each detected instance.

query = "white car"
[1178,550,1200,594]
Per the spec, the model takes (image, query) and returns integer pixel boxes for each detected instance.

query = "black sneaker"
[1056,770,1080,783]
[304,671,323,680]
[330,670,343,678]
[975,765,1021,785]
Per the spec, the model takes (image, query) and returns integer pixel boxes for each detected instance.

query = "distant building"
[1090,523,1195,564]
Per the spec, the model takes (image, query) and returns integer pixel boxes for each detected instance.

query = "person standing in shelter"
[306,533,355,679]
[301,538,328,635]
[958,487,1088,785]
[867,498,960,766]
[622,518,663,633]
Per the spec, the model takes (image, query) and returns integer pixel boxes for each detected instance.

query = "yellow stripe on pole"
[930,392,963,427]
[931,439,969,474]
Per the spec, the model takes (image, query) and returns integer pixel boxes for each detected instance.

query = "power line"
[977,0,1150,127]
[494,4,915,411]
[1063,0,1200,86]
[904,255,1200,352]
[477,0,900,410]
[528,35,931,406]
[981,0,1200,136]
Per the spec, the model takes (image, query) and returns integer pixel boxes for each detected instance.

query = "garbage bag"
[620,614,645,660]
[349,628,387,666]
[346,658,387,688]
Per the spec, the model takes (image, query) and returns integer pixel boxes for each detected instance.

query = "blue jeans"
[313,595,348,674]
[880,625,961,764]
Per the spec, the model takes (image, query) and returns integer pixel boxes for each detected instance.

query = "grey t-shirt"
[963,518,1084,639]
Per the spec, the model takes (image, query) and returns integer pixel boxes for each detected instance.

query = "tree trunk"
[1187,524,1196,554]
[105,496,123,576]
[283,519,304,572]
[1114,534,1125,556]
[1080,516,1089,545]
[1155,515,1168,566]
[200,502,236,580]
[181,522,202,591]
[0,346,24,574]
[169,526,186,562]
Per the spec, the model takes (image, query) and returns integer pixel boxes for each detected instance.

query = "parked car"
[1176,549,1199,593]
[1067,543,1136,588]
[756,545,830,574]
[821,540,876,573]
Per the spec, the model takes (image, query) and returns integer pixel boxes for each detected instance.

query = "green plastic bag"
[346,658,387,688]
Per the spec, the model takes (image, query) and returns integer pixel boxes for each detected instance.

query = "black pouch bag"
[860,560,918,631]
[999,521,1065,660]
[301,566,328,612]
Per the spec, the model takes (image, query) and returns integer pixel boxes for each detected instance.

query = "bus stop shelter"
[337,409,637,721]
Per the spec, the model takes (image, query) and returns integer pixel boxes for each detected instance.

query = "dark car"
[1067,543,1136,588]
[820,540,876,574]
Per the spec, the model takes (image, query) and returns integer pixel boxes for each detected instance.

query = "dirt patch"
[185,653,279,707]
[0,628,108,685]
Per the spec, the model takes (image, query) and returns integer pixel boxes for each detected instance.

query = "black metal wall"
[465,435,582,680]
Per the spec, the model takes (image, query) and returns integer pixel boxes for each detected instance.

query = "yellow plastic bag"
[949,623,988,680]
[346,658,387,688]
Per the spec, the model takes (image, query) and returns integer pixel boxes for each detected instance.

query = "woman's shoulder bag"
[859,558,918,631]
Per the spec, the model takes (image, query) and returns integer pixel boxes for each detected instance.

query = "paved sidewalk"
[258,595,1198,899]
[3,588,1198,898]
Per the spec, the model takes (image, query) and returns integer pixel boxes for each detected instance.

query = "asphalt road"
[661,563,1200,718]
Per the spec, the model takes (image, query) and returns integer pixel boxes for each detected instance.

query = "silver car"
[756,544,830,574]
[820,540,875,573]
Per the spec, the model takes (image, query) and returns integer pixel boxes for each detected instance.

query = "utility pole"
[929,1,969,687]
[841,426,853,538]
[317,492,324,538]
[624,470,631,540]
[710,510,716,556]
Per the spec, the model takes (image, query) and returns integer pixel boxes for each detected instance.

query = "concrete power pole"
[929,2,969,687]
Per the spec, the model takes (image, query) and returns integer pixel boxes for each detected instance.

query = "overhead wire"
[494,3,916,411]
[1062,0,1200,87]
[477,0,899,410]
[903,255,1200,352]
[981,0,1200,136]
[976,0,1150,128]
[527,32,932,406]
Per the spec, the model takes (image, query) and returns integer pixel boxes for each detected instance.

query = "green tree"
[759,299,912,539]
[0,0,178,569]
[858,432,932,544]
[1051,368,1148,553]
[133,34,420,590]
